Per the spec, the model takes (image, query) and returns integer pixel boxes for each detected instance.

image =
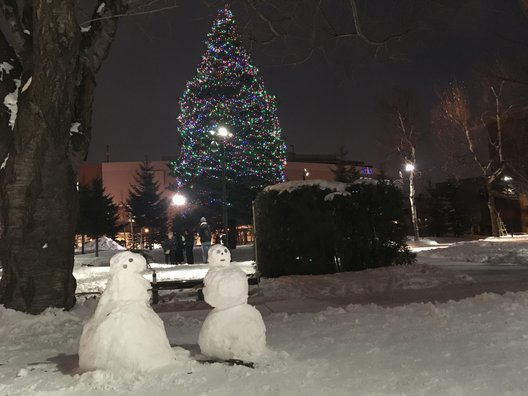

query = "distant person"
[174,231,185,264]
[198,217,212,263]
[184,228,195,264]
[161,232,177,264]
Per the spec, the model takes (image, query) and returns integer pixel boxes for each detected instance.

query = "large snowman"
[78,251,178,373]
[198,244,266,361]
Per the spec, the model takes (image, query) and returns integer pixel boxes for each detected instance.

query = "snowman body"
[79,251,175,373]
[198,245,266,361]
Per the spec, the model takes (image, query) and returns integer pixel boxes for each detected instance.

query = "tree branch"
[0,0,29,63]
[348,0,410,46]
[81,0,131,73]
[0,23,22,172]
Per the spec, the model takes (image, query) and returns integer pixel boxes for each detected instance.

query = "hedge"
[254,180,414,277]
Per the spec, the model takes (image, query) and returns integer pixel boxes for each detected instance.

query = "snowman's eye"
[123,264,128,269]
[216,249,221,254]
[128,258,133,262]
[224,248,228,253]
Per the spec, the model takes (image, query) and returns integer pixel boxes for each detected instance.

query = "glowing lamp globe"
[172,193,187,206]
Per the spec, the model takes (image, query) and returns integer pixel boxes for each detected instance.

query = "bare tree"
[232,0,414,66]
[385,93,420,241]
[0,0,142,314]
[437,82,509,237]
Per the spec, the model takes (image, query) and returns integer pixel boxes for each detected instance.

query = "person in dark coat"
[198,217,212,263]
[184,228,195,264]
[174,231,185,264]
[161,232,177,264]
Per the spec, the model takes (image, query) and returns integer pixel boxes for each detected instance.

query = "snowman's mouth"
[220,258,226,261]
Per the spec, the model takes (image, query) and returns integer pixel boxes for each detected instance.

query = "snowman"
[198,244,266,362]
[78,251,179,373]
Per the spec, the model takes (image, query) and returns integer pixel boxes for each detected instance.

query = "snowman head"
[208,244,231,267]
[109,251,146,275]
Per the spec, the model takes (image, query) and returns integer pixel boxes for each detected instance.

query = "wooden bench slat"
[150,273,260,304]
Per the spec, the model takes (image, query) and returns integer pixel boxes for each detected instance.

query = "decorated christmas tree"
[170,6,286,223]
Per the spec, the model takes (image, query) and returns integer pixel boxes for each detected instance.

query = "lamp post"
[210,126,233,246]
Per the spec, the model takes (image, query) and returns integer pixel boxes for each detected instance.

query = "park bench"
[150,271,260,305]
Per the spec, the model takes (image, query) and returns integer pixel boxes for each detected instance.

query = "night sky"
[88,0,528,181]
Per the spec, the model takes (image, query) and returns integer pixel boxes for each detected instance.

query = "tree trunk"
[486,182,499,237]
[0,139,78,313]
[0,1,81,313]
[408,170,420,241]
[0,1,127,314]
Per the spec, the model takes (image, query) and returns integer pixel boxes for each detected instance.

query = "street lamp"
[405,163,415,172]
[210,126,233,246]
[171,193,187,206]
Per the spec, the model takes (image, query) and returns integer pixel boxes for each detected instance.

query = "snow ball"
[96,2,106,14]
[42,243,48,249]
[109,251,146,275]
[203,265,248,309]
[208,244,231,268]
[16,368,28,377]
[79,249,181,374]
[198,304,266,361]
[78,301,179,373]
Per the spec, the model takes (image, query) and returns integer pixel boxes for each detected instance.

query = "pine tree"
[331,146,360,183]
[127,160,168,246]
[76,178,119,256]
[171,6,286,224]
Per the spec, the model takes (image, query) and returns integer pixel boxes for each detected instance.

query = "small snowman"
[198,244,266,362]
[79,251,178,373]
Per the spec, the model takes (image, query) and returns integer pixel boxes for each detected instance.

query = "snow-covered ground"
[2,237,528,395]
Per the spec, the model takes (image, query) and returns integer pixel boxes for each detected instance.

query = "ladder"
[497,214,509,237]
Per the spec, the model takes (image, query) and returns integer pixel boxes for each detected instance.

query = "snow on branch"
[80,0,179,29]
[81,0,130,72]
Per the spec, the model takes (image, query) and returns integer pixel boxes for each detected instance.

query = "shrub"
[254,180,414,277]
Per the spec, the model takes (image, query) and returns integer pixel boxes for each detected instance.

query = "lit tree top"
[172,6,286,190]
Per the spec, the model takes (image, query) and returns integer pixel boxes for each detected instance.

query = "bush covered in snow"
[255,180,414,276]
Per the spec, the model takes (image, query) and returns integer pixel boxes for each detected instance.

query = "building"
[78,154,380,245]
[486,104,528,234]
[284,152,379,181]
[79,154,380,207]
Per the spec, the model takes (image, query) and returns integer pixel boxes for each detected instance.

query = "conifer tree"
[127,160,168,246]
[331,147,360,183]
[171,6,286,225]
[76,178,119,255]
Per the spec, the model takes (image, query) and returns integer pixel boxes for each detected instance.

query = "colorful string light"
[170,6,286,192]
